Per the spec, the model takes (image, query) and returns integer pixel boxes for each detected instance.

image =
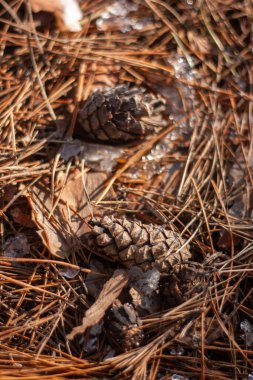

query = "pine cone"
[77,84,166,143]
[89,216,191,271]
[163,262,208,305]
[104,303,144,351]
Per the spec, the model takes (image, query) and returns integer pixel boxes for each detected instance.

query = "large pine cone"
[89,216,191,271]
[104,303,144,352]
[77,84,166,143]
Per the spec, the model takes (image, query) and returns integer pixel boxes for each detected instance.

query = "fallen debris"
[3,234,30,258]
[27,169,114,258]
[1,0,253,379]
[129,266,161,314]
[29,0,82,31]
[67,269,129,340]
[104,303,144,352]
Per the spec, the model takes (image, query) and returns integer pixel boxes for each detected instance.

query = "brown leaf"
[26,169,114,258]
[3,234,30,258]
[29,0,62,13]
[67,269,129,340]
[3,185,18,202]
[27,192,72,259]
[29,0,82,32]
[10,207,34,228]
[217,227,241,249]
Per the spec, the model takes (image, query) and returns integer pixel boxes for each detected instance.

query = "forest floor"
[0,1,253,379]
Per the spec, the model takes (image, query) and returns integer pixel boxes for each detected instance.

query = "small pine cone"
[78,84,166,143]
[104,303,144,351]
[89,216,191,271]
[163,262,208,305]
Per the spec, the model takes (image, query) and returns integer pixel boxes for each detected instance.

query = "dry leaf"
[29,0,62,13]
[26,169,114,258]
[29,0,82,32]
[10,207,34,228]
[3,185,18,202]
[59,267,80,279]
[60,139,123,172]
[27,193,72,259]
[3,234,30,258]
[67,269,129,340]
